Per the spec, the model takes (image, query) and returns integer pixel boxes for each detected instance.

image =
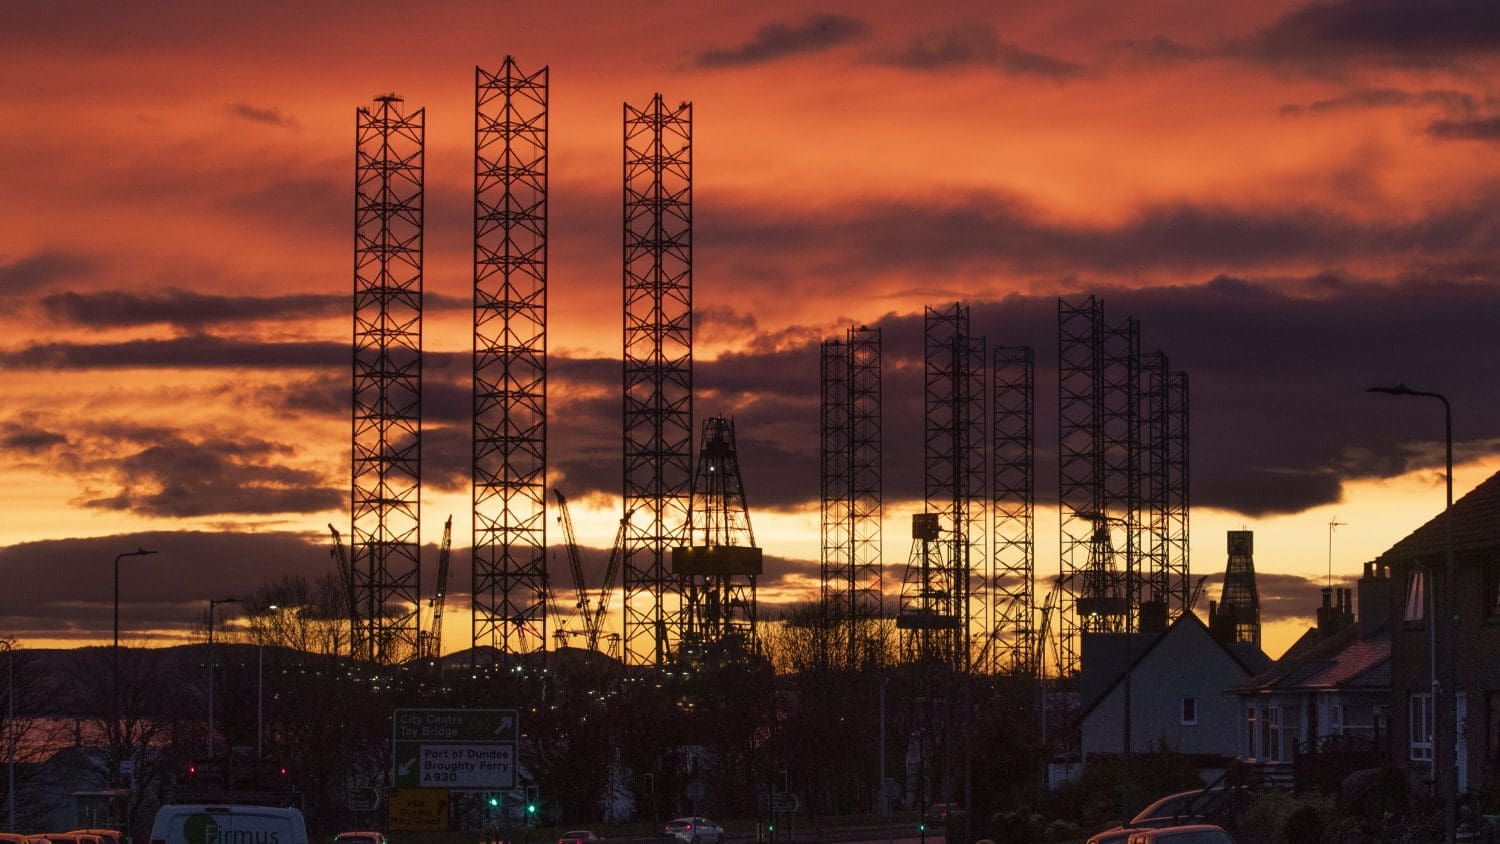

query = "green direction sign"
[393,709,518,791]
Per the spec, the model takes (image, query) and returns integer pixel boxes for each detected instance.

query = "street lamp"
[206,598,241,759]
[1368,383,1456,844]
[257,604,293,759]
[111,549,158,748]
[4,640,14,830]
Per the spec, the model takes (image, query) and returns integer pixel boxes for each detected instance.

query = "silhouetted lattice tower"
[820,326,883,668]
[472,56,548,659]
[991,345,1034,674]
[1137,353,1191,631]
[622,94,692,667]
[675,417,762,653]
[1211,531,1261,647]
[352,93,423,665]
[899,305,984,669]
[1057,297,1138,674]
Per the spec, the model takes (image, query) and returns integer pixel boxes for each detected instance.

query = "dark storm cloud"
[423,425,471,493]
[693,13,870,68]
[83,433,342,518]
[1199,571,1357,624]
[0,422,69,453]
[227,102,296,126]
[878,22,1083,80]
[41,288,345,328]
[1246,0,1500,70]
[1102,37,1210,68]
[1279,88,1478,118]
[0,531,333,637]
[0,335,345,369]
[701,188,1500,280]
[0,250,91,296]
[1427,116,1500,142]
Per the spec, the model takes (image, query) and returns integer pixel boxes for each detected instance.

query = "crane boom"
[423,515,453,659]
[553,490,591,635]
[588,509,632,653]
[328,524,360,659]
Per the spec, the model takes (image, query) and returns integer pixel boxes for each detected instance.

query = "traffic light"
[526,802,537,815]
[487,795,500,809]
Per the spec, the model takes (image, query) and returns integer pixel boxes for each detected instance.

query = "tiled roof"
[1233,622,1389,694]
[1081,611,1267,718]
[1374,470,1500,565]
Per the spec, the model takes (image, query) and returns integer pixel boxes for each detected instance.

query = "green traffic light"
[527,803,537,814]
[487,796,499,808]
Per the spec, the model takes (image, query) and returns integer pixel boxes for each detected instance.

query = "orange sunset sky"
[4,0,1500,660]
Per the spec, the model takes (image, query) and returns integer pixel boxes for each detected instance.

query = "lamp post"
[257,604,292,759]
[4,640,14,830]
[111,549,158,756]
[206,598,240,760]
[1368,383,1455,844]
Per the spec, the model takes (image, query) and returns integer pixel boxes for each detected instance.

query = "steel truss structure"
[1137,353,1191,625]
[352,94,424,665]
[678,417,761,652]
[819,327,883,668]
[1056,297,1135,674]
[899,305,984,669]
[990,345,1035,675]
[472,57,549,658]
[622,94,693,667]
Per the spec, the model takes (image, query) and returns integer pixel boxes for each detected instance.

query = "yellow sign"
[388,788,449,831]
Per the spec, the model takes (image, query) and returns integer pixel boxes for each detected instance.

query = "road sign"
[392,709,518,791]
[346,786,381,812]
[388,788,449,831]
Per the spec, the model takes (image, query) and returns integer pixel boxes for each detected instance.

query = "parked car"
[66,831,121,844]
[925,802,962,827]
[556,832,599,844]
[664,817,723,844]
[1088,786,1243,844]
[0,836,52,844]
[1127,825,1235,843]
[332,833,386,844]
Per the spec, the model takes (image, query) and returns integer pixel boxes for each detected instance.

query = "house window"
[1487,692,1500,764]
[1332,703,1344,735]
[1411,693,1434,762]
[1405,569,1426,622]
[1264,706,1282,762]
[1245,706,1258,759]
[1181,696,1198,725]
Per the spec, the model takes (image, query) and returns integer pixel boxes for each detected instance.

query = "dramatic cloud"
[0,251,91,296]
[1427,116,1500,142]
[0,336,345,370]
[1248,0,1500,70]
[1279,88,1478,118]
[226,102,296,126]
[41,288,345,328]
[693,13,869,68]
[879,22,1083,79]
[76,430,341,518]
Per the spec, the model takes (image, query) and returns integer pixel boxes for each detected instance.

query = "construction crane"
[588,509,633,653]
[328,524,360,660]
[553,490,591,644]
[1187,574,1211,612]
[1033,577,1064,679]
[417,516,453,660]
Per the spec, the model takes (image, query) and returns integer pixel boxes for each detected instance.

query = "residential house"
[1080,611,1269,772]
[1231,563,1391,780]
[1377,469,1500,799]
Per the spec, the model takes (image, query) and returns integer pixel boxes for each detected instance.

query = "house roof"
[1374,469,1500,566]
[1232,620,1390,694]
[1080,610,1267,719]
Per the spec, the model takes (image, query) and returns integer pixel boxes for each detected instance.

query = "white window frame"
[1265,705,1283,762]
[1405,569,1426,622]
[1245,705,1258,760]
[1181,696,1198,725]
[1411,693,1434,762]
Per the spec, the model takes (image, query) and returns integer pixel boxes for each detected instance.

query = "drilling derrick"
[899,305,984,669]
[991,345,1035,674]
[1209,531,1259,646]
[352,94,423,665]
[1165,371,1190,618]
[472,57,549,659]
[674,417,762,654]
[622,94,692,667]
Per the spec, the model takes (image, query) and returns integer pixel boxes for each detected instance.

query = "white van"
[149,805,308,844]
